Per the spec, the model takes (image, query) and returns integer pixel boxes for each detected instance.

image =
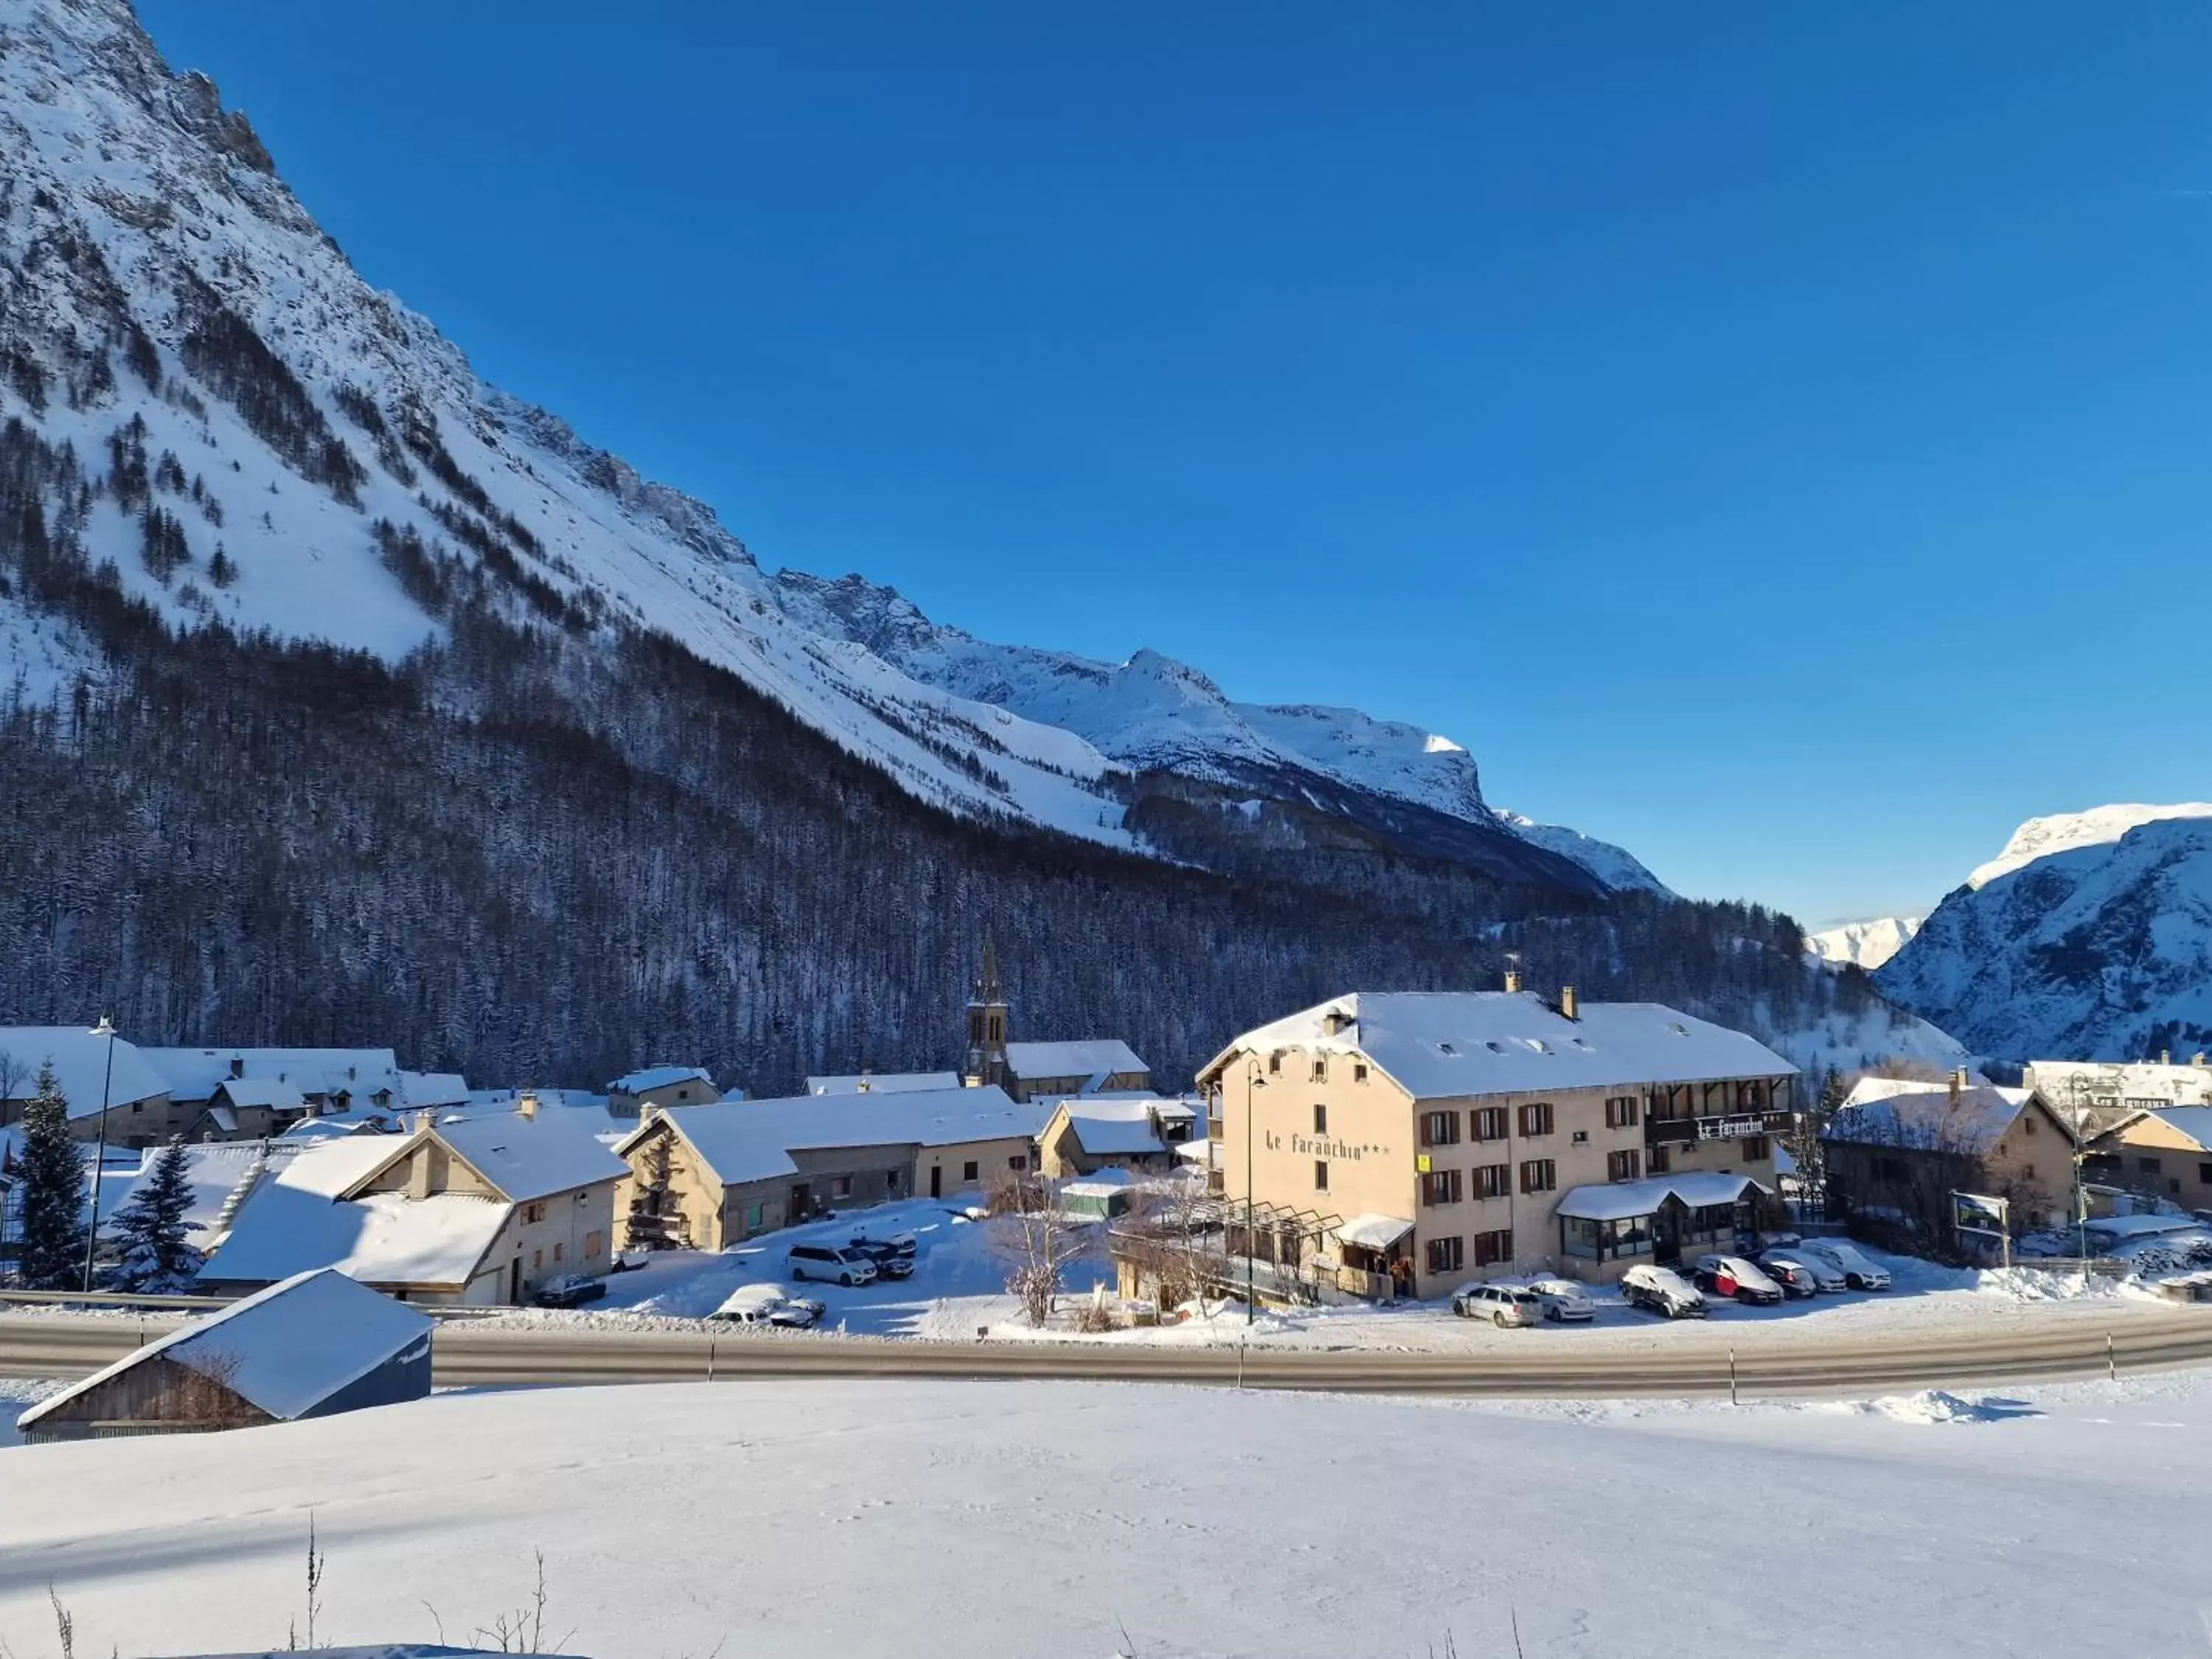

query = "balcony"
[1645,1109,1792,1148]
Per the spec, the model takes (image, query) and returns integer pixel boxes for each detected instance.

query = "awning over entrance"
[1335,1212,1416,1251]
[1555,1172,1772,1223]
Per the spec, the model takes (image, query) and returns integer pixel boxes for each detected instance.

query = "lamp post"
[80,1014,118,1293]
[1245,1067,1267,1326]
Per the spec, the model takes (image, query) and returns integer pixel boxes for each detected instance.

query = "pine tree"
[207,543,237,588]
[15,1062,87,1290]
[103,1137,201,1292]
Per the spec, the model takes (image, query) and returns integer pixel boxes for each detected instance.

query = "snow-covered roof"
[1555,1172,1773,1222]
[1826,1082,2055,1154]
[16,1267,432,1431]
[139,1046,402,1103]
[212,1077,305,1113]
[400,1071,471,1110]
[1056,1098,1175,1156]
[205,1183,509,1290]
[424,1112,629,1203]
[807,1071,963,1095]
[1200,992,1796,1100]
[608,1065,714,1095]
[630,1087,1047,1187]
[1004,1040,1148,1082]
[1173,1138,1220,1168]
[0,1026,171,1115]
[1063,1169,1138,1199]
[1335,1213,1415,1251]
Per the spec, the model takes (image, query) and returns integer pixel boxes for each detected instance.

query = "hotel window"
[1471,1228,1514,1267]
[532,1248,543,1270]
[1421,1110,1461,1147]
[1646,1144,1671,1175]
[1420,1169,1463,1206]
[1311,1057,1327,1083]
[2140,1156,2163,1175]
[887,1169,905,1195]
[1874,1155,1907,1184]
[1608,1150,1640,1183]
[584,1231,603,1259]
[1474,1163,1510,1200]
[831,1175,853,1199]
[523,1202,546,1224]
[1741,1135,1771,1163]
[553,1242,564,1264]
[963,1160,980,1182]
[1354,1062,1369,1083]
[2200,1163,2212,1186]
[1472,1107,1509,1142]
[1425,1236,1464,1274]
[1519,1158,1557,1194]
[745,1203,765,1231]
[1009,1155,1028,1172]
[1605,1096,1640,1128]
[1736,1079,1768,1109]
[1571,1130,1589,1145]
[1314,1104,1328,1135]
[1313,1159,1330,1192]
[1518,1102,1554,1138]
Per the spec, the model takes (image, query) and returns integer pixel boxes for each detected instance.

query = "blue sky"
[140,1,2212,925]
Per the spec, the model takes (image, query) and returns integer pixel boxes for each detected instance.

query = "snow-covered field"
[7,1367,2212,1657]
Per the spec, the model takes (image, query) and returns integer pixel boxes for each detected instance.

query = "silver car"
[1453,1283,1541,1327]
[1520,1276,1597,1322]
[1795,1239,1893,1291]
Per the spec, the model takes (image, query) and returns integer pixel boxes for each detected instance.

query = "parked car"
[1620,1264,1708,1318]
[709,1283,824,1328]
[1694,1254,1784,1306]
[1754,1253,1827,1298]
[1452,1283,1542,1327]
[787,1243,878,1287]
[1794,1239,1893,1291]
[533,1272,608,1309]
[1517,1276,1597,1323]
[846,1237,917,1279]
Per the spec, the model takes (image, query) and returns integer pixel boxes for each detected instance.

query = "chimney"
[229,1057,244,1079]
[517,1091,539,1121]
[1559,984,1578,1020]
[1950,1068,1967,1107]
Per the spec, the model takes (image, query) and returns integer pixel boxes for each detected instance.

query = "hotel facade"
[1195,987,1798,1303]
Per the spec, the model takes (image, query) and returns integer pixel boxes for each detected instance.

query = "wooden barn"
[14,1267,432,1444]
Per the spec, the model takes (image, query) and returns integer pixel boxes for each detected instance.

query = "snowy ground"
[470,1199,2177,1354]
[7,1368,2212,1657]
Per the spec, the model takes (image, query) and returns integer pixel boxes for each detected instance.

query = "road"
[8,1305,2212,1399]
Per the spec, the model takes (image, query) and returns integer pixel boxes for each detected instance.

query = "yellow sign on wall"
[1415,1153,1432,1174]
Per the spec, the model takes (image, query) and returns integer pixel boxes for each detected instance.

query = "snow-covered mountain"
[773,572,1665,892]
[1806,916,1924,971]
[1965,804,2212,889]
[0,0,1655,900]
[1877,807,2212,1062]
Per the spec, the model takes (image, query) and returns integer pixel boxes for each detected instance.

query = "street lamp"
[1245,1067,1268,1326]
[80,1015,117,1294]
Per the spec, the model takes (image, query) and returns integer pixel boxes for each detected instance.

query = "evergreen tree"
[103,1136,201,1291]
[15,1062,87,1290]
[206,543,237,588]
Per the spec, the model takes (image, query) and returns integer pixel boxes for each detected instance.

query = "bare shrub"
[987,1169,1083,1327]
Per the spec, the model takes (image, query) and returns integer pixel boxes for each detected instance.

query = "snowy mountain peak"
[1967,804,2212,890]
[1805,916,1924,971]
[1879,812,2212,1062]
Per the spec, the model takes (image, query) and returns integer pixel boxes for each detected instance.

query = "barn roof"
[15,1268,431,1430]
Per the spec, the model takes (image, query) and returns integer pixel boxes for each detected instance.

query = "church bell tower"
[964,936,1009,1088]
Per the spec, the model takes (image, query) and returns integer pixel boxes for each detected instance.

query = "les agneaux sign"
[1695,1116,1765,1141]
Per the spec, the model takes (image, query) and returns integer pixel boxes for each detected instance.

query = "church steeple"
[964,935,1009,1087]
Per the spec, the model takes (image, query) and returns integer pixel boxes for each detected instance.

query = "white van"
[787,1243,879,1287]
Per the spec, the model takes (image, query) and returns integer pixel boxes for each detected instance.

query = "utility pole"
[1245,1066,1267,1326]
[80,1015,117,1294]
